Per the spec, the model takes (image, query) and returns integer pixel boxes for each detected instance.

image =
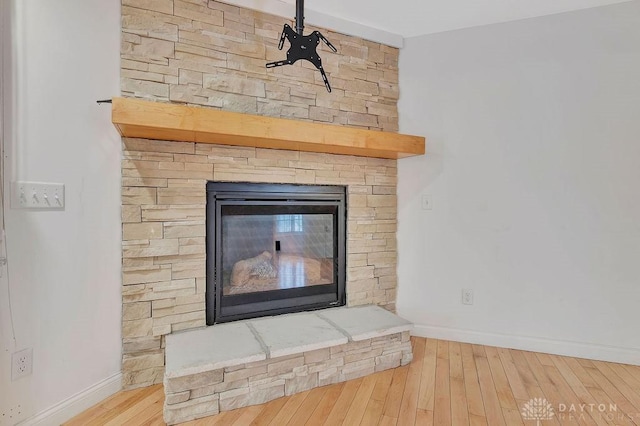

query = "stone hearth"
[163,305,413,424]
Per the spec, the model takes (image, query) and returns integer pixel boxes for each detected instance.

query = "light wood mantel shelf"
[111,97,425,159]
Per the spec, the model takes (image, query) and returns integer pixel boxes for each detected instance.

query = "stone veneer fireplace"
[119,0,406,390]
[121,139,400,388]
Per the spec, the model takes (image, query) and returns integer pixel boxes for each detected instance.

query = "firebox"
[206,182,346,324]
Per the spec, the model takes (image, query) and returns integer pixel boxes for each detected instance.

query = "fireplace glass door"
[207,183,346,324]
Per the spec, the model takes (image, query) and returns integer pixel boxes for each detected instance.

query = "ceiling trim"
[218,0,404,48]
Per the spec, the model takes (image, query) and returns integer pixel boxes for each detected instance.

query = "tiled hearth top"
[250,313,348,358]
[165,305,413,379]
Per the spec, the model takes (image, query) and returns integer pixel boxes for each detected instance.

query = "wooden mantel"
[111,97,425,159]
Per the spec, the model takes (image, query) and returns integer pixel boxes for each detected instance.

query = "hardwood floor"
[65,337,640,425]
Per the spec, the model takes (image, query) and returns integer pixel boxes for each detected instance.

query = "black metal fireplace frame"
[206,182,346,324]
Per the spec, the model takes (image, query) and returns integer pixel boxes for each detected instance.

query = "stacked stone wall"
[121,139,399,388]
[122,0,400,131]
[120,0,402,389]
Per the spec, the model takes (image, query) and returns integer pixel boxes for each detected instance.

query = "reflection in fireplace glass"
[222,213,334,296]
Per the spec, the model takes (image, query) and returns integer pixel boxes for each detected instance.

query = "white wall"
[1,0,122,423]
[397,1,640,364]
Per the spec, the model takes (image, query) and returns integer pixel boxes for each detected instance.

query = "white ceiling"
[285,0,633,38]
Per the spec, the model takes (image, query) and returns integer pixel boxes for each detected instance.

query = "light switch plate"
[11,181,65,209]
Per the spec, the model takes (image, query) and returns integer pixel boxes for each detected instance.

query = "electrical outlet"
[11,181,65,209]
[462,289,474,305]
[0,404,24,424]
[11,348,33,381]
[421,195,433,210]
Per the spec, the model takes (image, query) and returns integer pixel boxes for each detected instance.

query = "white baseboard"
[412,324,640,366]
[19,372,122,426]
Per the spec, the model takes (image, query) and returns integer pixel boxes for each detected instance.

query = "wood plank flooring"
[65,337,640,425]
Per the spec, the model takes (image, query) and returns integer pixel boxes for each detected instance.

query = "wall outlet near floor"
[0,403,24,424]
[462,289,474,305]
[11,348,33,381]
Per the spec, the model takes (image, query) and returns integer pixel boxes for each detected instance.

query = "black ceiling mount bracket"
[266,0,337,92]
